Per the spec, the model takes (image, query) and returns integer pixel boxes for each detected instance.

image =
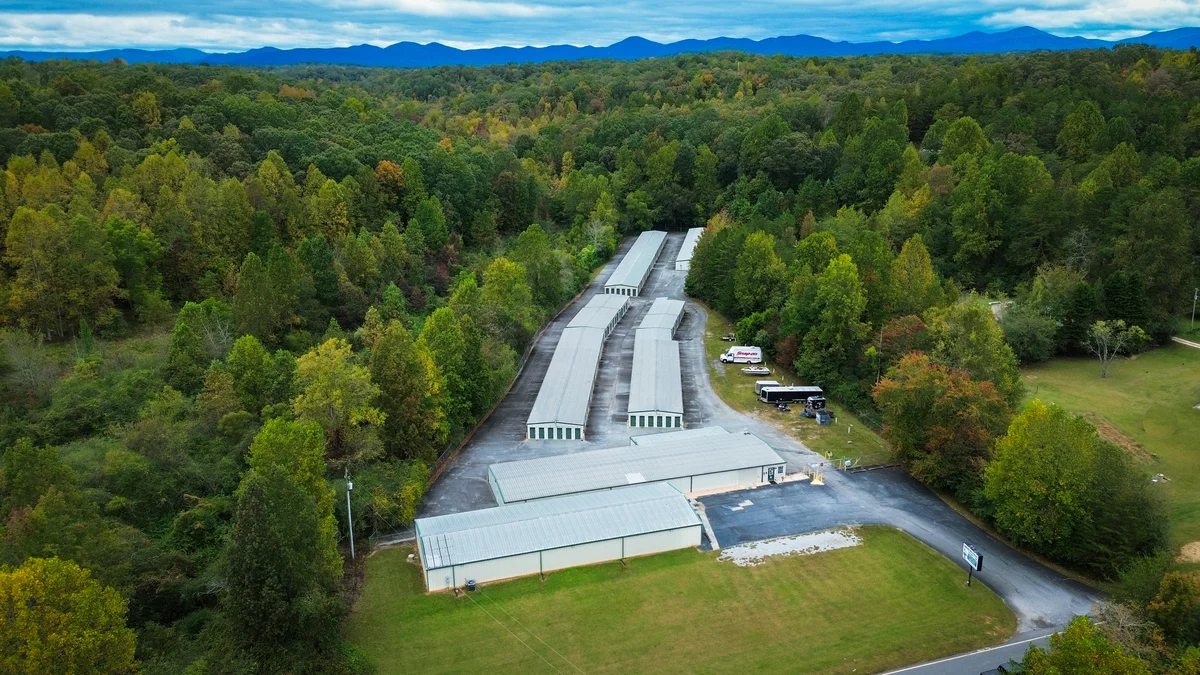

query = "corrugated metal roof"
[489,430,785,502]
[676,227,704,265]
[567,294,628,332]
[628,336,682,415]
[526,327,606,426]
[417,483,699,569]
[605,230,667,290]
[636,297,684,334]
[630,426,730,446]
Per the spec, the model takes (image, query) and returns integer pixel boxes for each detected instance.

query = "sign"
[962,543,983,572]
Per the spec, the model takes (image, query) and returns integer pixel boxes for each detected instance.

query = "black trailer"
[759,386,823,404]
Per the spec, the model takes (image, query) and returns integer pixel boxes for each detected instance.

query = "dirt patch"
[1082,413,1153,461]
[1179,542,1200,564]
[718,529,862,567]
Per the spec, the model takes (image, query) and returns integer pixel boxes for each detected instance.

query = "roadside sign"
[962,543,983,572]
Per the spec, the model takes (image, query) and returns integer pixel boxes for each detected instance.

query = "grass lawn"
[346,526,1015,675]
[1021,344,1200,549]
[701,308,889,465]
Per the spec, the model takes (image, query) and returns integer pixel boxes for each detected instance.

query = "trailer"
[754,380,780,396]
[719,346,763,364]
[758,385,824,404]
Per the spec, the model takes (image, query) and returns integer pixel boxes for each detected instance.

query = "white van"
[720,346,763,364]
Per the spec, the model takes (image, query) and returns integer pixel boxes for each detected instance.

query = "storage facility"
[628,297,686,429]
[605,230,667,296]
[675,227,704,271]
[630,425,730,447]
[526,294,629,441]
[566,293,629,336]
[489,428,787,504]
[415,483,702,591]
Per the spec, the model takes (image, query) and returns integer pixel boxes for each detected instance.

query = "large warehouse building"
[415,483,702,591]
[675,227,704,271]
[604,230,667,296]
[628,297,686,429]
[489,428,787,504]
[526,294,628,441]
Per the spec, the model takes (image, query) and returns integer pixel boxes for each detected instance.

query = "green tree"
[224,466,340,661]
[733,232,786,317]
[370,320,447,461]
[418,308,473,429]
[479,257,538,350]
[1057,101,1105,162]
[0,557,137,675]
[1000,303,1058,364]
[925,299,1024,407]
[890,234,941,316]
[1021,617,1149,675]
[410,196,449,252]
[1147,572,1200,646]
[510,223,564,310]
[1086,320,1148,378]
[163,321,208,395]
[1,437,75,517]
[938,116,988,162]
[795,255,870,385]
[227,335,295,416]
[232,252,275,342]
[293,339,383,460]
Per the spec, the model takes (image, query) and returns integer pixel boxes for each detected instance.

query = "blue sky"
[1,0,1198,52]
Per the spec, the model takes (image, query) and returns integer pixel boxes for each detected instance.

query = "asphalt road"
[417,232,1097,670]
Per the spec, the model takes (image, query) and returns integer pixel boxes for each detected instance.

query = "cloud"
[0,1,1193,52]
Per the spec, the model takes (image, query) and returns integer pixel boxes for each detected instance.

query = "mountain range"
[4,26,1200,68]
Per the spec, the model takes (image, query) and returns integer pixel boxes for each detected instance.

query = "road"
[416,232,1097,670]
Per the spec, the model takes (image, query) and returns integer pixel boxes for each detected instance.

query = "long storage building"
[526,294,628,441]
[605,230,667,296]
[628,297,686,429]
[415,483,701,591]
[675,227,704,271]
[489,428,787,504]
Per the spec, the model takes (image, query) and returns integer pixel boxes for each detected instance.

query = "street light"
[345,469,355,560]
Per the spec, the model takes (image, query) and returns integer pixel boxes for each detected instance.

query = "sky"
[1,0,1199,52]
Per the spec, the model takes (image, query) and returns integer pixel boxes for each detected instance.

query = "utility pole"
[1192,288,1198,329]
[345,469,355,560]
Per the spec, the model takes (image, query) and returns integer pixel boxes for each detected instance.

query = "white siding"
[692,470,740,492]
[665,477,691,494]
[623,526,702,557]
[674,260,690,271]
[542,539,623,572]
[738,467,764,486]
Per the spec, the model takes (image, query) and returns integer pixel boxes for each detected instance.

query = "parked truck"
[720,346,763,364]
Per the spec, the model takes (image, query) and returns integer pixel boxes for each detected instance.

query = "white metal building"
[526,295,629,441]
[630,425,730,447]
[675,227,704,271]
[489,429,787,504]
[604,230,667,297]
[415,483,701,591]
[566,293,629,336]
[628,297,687,429]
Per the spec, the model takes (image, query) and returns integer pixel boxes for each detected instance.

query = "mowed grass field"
[346,527,1015,675]
[1021,344,1200,548]
[701,309,889,465]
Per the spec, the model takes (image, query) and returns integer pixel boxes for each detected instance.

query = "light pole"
[345,469,355,560]
[1192,288,1198,329]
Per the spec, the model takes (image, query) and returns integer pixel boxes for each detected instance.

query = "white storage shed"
[605,230,667,297]
[415,483,702,592]
[675,227,704,271]
[489,429,787,504]
[566,294,629,337]
[526,327,606,441]
[635,297,685,341]
[630,425,730,447]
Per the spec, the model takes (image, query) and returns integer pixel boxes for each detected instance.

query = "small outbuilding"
[415,483,702,592]
[489,427,787,504]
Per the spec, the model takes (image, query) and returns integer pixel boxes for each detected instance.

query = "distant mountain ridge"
[4,26,1200,68]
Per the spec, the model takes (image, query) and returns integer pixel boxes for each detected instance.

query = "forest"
[0,44,1198,673]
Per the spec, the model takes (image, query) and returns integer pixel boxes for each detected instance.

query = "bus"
[758,385,824,404]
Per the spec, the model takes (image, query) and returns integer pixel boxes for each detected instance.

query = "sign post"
[962,543,983,586]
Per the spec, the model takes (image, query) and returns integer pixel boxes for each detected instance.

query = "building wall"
[675,260,690,271]
[691,470,742,492]
[423,526,700,591]
[623,525,702,557]
[542,539,623,572]
[627,410,683,429]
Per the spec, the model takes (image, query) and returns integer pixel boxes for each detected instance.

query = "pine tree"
[163,321,208,395]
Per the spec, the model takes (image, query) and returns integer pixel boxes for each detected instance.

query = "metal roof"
[630,426,730,446]
[526,327,607,426]
[489,430,785,502]
[636,297,684,335]
[676,227,704,265]
[605,230,667,290]
[628,336,682,416]
[416,483,700,570]
[567,294,628,332]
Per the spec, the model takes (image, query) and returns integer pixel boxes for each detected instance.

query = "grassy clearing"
[1021,344,1200,548]
[347,526,1015,675]
[701,309,889,465]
